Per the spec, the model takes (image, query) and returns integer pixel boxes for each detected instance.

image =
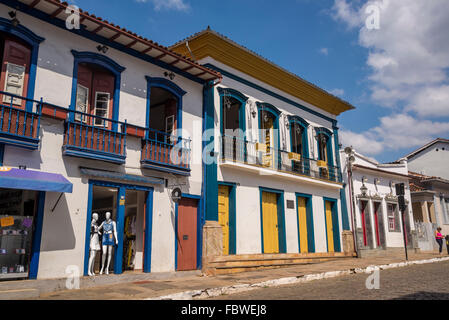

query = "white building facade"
[171,29,356,268]
[0,0,222,280]
[340,149,417,256]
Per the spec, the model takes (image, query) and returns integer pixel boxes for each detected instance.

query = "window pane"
[75,85,88,122]
[94,92,110,126]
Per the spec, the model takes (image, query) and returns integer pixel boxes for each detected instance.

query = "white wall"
[408,141,449,180]
[0,4,204,279]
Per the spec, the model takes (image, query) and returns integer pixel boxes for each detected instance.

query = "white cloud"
[136,0,189,11]
[332,0,449,157]
[329,88,344,97]
[319,48,329,56]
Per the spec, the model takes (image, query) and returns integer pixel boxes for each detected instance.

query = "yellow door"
[262,191,279,253]
[263,117,274,168]
[297,197,308,253]
[218,185,230,255]
[325,201,334,252]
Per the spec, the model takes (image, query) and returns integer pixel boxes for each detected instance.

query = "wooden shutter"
[76,63,92,122]
[0,37,31,109]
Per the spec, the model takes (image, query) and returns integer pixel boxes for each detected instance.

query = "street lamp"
[344,146,359,258]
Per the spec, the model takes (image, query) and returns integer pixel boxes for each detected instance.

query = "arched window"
[218,87,247,135]
[70,51,125,130]
[257,102,281,168]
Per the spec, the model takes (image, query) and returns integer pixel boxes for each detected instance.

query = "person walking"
[435,227,445,255]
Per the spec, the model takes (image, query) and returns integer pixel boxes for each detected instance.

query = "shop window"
[0,33,32,108]
[0,189,38,280]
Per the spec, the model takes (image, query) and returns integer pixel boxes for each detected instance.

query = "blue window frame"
[70,50,125,131]
[218,87,248,135]
[0,17,45,112]
[315,127,334,166]
[288,115,309,157]
[145,76,186,138]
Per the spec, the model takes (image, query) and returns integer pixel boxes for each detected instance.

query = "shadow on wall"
[393,292,449,300]
[40,192,76,251]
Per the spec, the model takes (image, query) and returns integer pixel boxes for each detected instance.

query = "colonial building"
[0,0,222,280]
[339,149,417,257]
[409,172,449,251]
[404,138,449,180]
[170,28,356,273]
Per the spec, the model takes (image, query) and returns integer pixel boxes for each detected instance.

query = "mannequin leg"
[99,245,107,274]
[105,246,112,274]
[88,250,96,276]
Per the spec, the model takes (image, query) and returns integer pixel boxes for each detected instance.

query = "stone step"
[211,252,352,263]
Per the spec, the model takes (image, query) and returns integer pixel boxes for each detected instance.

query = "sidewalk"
[1,251,446,300]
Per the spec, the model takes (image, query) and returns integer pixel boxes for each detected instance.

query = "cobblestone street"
[210,260,449,300]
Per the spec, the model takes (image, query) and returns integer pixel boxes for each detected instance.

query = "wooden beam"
[50,7,64,18]
[141,47,153,54]
[29,0,41,9]
[154,53,167,60]
[126,40,138,48]
[194,71,206,77]
[182,65,195,72]
[169,59,180,66]
[110,33,121,41]
[92,25,104,34]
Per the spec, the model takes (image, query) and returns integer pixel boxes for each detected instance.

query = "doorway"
[176,197,199,271]
[324,199,341,253]
[85,181,154,276]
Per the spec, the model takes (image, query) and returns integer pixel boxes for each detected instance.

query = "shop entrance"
[0,188,41,280]
[85,181,154,276]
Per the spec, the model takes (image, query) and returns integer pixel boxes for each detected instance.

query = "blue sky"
[71,0,449,163]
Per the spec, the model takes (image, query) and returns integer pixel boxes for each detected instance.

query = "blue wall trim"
[0,16,44,112]
[69,50,125,131]
[295,192,315,253]
[145,76,186,138]
[29,191,45,279]
[217,87,249,102]
[5,0,209,85]
[143,189,154,272]
[204,63,337,126]
[0,143,4,166]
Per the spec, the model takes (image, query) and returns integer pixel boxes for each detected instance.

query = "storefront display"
[0,189,37,280]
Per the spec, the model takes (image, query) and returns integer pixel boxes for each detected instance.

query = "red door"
[0,36,31,109]
[177,198,198,271]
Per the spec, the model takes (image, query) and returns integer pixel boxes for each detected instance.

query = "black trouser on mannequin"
[436,238,443,253]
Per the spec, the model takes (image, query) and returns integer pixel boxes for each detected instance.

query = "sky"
[70,0,449,163]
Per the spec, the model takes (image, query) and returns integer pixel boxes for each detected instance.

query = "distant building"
[403,138,449,180]
[409,171,449,251]
[340,149,417,257]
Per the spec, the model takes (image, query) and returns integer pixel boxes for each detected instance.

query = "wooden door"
[373,202,381,247]
[177,197,198,271]
[218,185,230,255]
[297,196,308,253]
[0,37,31,109]
[262,191,279,253]
[361,201,368,247]
[325,201,334,253]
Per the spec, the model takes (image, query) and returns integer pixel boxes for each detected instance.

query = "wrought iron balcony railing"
[220,135,342,183]
[141,128,191,175]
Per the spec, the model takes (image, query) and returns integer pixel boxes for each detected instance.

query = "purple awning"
[0,168,73,193]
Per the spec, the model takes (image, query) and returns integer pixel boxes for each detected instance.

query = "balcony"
[62,112,127,164]
[220,135,342,184]
[0,92,42,150]
[141,128,191,175]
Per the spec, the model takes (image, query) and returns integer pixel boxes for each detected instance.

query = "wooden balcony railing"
[0,91,42,150]
[141,128,191,175]
[62,112,127,164]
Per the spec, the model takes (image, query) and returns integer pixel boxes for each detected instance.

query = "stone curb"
[147,257,449,300]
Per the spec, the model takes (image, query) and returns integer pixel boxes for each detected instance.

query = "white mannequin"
[99,212,118,275]
[87,213,101,276]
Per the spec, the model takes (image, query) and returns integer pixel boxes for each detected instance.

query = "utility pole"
[345,147,359,258]
[395,183,408,261]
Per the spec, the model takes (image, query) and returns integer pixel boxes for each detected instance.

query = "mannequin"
[99,211,118,275]
[87,213,101,276]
